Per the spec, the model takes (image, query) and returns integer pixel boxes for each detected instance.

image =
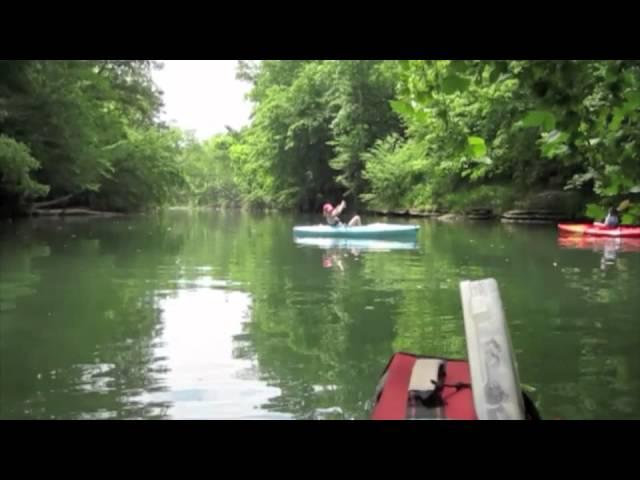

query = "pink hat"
[323,203,333,214]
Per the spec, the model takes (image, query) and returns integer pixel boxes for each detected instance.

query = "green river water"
[1,211,639,419]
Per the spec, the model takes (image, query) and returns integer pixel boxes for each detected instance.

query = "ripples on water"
[0,213,639,419]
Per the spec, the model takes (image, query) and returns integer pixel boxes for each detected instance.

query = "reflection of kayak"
[294,237,417,251]
[558,235,640,252]
[558,223,640,238]
[293,223,419,238]
[370,278,541,420]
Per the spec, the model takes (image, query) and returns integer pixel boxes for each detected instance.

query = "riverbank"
[30,208,124,218]
[363,190,589,224]
[364,207,584,224]
[3,188,589,225]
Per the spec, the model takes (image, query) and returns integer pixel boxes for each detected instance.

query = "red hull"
[558,223,640,238]
[370,352,540,420]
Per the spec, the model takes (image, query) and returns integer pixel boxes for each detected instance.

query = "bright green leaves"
[586,203,606,220]
[0,60,171,213]
[609,107,625,132]
[539,130,570,158]
[0,135,49,199]
[622,213,635,224]
[514,110,572,159]
[389,100,414,116]
[466,136,492,165]
[517,110,557,131]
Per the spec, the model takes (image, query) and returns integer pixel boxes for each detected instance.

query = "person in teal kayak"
[322,200,362,227]
[604,207,620,228]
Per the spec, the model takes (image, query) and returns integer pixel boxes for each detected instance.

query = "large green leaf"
[600,183,620,196]
[540,130,570,158]
[541,143,569,158]
[413,110,430,124]
[467,136,487,158]
[389,100,415,116]
[441,73,471,94]
[586,203,606,220]
[519,110,556,131]
[545,130,567,144]
[609,107,624,131]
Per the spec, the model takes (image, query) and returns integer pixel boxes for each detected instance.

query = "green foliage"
[622,213,634,224]
[90,127,186,212]
[3,59,639,218]
[518,110,557,131]
[443,184,518,213]
[0,60,171,215]
[0,135,49,199]
[210,60,402,211]
[360,135,427,208]
[467,136,488,159]
[441,73,470,94]
[386,60,640,213]
[178,132,243,207]
[389,100,414,116]
[586,203,607,220]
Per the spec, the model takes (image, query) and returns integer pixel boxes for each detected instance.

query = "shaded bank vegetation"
[2,60,639,221]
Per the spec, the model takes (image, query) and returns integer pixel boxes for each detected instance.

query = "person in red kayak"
[322,200,362,227]
[604,207,620,228]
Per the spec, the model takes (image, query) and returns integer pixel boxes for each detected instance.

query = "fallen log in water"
[31,208,123,217]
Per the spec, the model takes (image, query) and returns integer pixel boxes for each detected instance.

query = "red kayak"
[558,223,640,238]
[370,278,542,420]
[370,352,541,420]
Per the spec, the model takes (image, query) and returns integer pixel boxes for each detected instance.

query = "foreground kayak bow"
[370,278,540,420]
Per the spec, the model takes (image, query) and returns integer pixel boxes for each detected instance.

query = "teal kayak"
[293,223,419,238]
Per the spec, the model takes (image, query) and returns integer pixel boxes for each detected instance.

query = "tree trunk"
[32,194,74,209]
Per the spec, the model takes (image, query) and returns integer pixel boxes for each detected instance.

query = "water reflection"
[294,237,418,273]
[557,234,640,270]
[294,237,418,251]
[322,250,347,271]
[2,213,640,420]
[134,282,283,419]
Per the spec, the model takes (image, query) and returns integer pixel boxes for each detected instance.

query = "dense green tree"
[388,60,640,218]
[2,60,638,220]
[0,60,178,215]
